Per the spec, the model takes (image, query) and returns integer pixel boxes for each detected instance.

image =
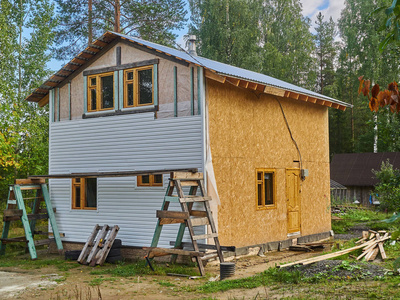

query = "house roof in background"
[330,152,400,187]
[25,31,351,110]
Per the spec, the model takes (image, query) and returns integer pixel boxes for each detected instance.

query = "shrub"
[373,161,400,212]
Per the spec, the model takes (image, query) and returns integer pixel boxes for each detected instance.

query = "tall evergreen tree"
[336,0,400,154]
[0,0,56,200]
[189,0,263,71]
[261,0,316,90]
[54,0,187,60]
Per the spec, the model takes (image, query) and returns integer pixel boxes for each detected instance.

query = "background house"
[330,152,400,206]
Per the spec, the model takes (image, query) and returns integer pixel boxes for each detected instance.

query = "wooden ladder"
[0,179,63,259]
[148,172,224,276]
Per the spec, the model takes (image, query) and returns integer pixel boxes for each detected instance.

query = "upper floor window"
[124,66,153,108]
[88,72,114,112]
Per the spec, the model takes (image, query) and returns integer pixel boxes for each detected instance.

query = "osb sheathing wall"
[63,42,196,119]
[206,79,331,247]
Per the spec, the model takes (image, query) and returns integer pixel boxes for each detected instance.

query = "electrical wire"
[273,96,304,179]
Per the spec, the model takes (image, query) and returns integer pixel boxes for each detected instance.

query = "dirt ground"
[0,249,323,300]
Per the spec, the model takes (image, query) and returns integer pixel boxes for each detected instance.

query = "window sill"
[83,106,157,119]
[256,205,276,211]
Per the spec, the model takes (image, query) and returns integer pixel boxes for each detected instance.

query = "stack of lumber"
[354,230,390,261]
[278,230,391,269]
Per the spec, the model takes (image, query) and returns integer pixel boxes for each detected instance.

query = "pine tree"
[189,0,263,71]
[54,0,187,60]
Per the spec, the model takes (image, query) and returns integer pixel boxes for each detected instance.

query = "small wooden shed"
[25,31,351,253]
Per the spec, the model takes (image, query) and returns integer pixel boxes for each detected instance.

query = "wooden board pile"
[278,230,391,269]
[354,230,390,261]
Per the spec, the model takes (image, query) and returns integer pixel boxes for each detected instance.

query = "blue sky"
[47,0,345,71]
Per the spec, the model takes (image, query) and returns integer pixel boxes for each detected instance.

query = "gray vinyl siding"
[49,112,204,247]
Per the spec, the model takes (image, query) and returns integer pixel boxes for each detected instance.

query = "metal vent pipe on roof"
[188,35,197,56]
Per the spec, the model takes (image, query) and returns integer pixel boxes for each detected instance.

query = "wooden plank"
[367,247,379,261]
[29,168,198,179]
[156,210,189,220]
[190,217,209,227]
[86,225,109,264]
[170,172,203,180]
[264,86,285,97]
[164,196,181,203]
[204,69,226,83]
[172,180,199,187]
[93,225,120,266]
[144,247,204,258]
[364,246,378,261]
[279,240,377,268]
[192,233,218,241]
[15,179,46,185]
[34,239,52,246]
[179,196,212,203]
[378,242,387,259]
[3,209,23,217]
[159,218,186,225]
[78,224,101,264]
[190,210,208,217]
[41,184,63,252]
[0,237,27,244]
[169,241,235,252]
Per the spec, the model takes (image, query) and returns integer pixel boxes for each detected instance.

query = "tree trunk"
[114,0,121,32]
[88,0,92,45]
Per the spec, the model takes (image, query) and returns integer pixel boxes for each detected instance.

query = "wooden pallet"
[0,179,63,259]
[148,172,224,276]
[78,224,119,266]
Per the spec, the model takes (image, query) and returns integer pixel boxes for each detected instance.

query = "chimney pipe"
[188,35,197,56]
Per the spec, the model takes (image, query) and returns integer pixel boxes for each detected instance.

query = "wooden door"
[286,169,301,234]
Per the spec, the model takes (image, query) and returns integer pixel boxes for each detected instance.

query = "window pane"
[265,173,273,205]
[85,178,97,208]
[90,89,97,110]
[127,71,133,80]
[257,172,262,181]
[101,75,114,109]
[257,183,262,206]
[138,69,153,105]
[75,186,81,208]
[141,175,150,184]
[91,77,96,86]
[127,83,134,106]
[154,174,163,184]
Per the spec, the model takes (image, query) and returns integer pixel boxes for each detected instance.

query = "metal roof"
[330,152,400,187]
[26,31,351,110]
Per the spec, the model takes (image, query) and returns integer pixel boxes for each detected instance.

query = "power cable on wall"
[273,96,304,179]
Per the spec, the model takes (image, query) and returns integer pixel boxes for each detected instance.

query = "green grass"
[90,260,199,277]
[0,255,80,271]
[89,276,117,286]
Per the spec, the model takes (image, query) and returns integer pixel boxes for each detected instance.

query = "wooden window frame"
[123,66,154,108]
[71,178,97,210]
[87,72,114,112]
[256,169,276,210]
[137,174,163,187]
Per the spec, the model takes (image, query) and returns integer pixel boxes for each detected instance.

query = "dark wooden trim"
[119,39,189,67]
[82,59,159,76]
[58,38,120,89]
[82,105,157,119]
[116,46,121,66]
[28,168,198,179]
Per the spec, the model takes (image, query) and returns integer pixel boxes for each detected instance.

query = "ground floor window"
[256,169,276,209]
[137,174,163,186]
[72,178,97,209]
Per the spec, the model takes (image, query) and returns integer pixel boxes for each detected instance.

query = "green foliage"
[373,161,400,212]
[54,0,187,59]
[0,0,54,202]
[189,0,263,71]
